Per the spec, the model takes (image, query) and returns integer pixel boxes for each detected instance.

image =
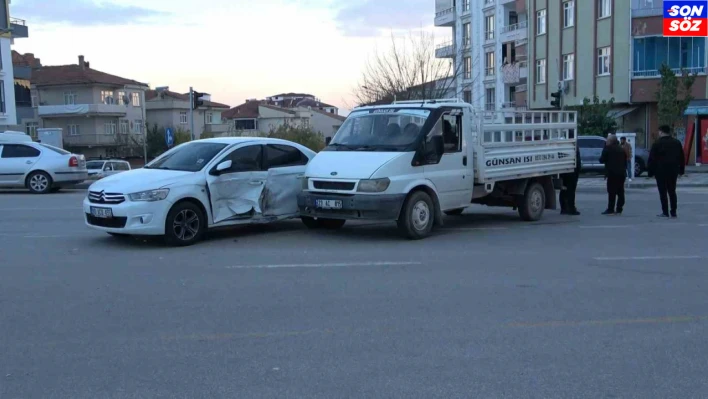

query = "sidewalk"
[578,173,708,190]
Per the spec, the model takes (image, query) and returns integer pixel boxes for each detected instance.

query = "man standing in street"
[560,144,581,215]
[620,136,632,181]
[648,125,685,218]
[600,134,627,215]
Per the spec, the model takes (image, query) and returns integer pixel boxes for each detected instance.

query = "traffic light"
[192,91,204,110]
[550,90,562,110]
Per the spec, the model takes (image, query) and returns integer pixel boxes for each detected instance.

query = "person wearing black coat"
[599,134,627,215]
[648,125,686,218]
[559,145,581,215]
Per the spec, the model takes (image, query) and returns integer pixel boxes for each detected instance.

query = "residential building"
[265,93,339,114]
[221,98,345,139]
[145,88,230,138]
[32,55,149,158]
[12,51,41,137]
[0,1,29,129]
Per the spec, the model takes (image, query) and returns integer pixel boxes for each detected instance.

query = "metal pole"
[189,87,195,141]
[142,92,147,165]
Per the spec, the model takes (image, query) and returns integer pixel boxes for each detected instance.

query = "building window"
[68,124,80,136]
[485,51,496,76]
[235,119,257,130]
[131,92,141,106]
[485,15,495,40]
[120,119,129,134]
[632,36,706,77]
[563,1,574,28]
[536,59,547,84]
[64,91,77,105]
[536,9,546,35]
[485,87,496,111]
[463,90,472,103]
[463,0,470,11]
[25,122,39,140]
[598,0,611,18]
[180,111,188,124]
[562,53,575,80]
[101,91,114,104]
[463,22,471,46]
[133,119,143,134]
[206,112,213,124]
[104,121,117,135]
[118,91,127,105]
[464,56,472,79]
[598,47,611,75]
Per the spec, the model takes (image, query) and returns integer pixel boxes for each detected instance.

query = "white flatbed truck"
[297,99,578,239]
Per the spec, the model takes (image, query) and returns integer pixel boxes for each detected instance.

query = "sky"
[10,0,439,113]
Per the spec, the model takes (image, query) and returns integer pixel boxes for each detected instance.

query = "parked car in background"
[578,135,650,176]
[0,137,88,193]
[87,159,132,180]
[83,137,316,246]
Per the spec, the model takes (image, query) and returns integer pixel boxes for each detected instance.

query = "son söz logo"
[663,1,708,36]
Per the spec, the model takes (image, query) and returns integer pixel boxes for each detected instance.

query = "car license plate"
[315,199,342,209]
[90,206,113,218]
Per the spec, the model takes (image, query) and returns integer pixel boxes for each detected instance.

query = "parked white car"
[86,159,131,180]
[83,137,316,246]
[0,137,88,194]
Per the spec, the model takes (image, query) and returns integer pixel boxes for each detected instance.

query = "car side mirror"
[212,160,232,175]
[325,136,332,145]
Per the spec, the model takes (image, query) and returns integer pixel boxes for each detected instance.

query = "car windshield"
[86,161,105,169]
[327,108,431,151]
[39,143,71,155]
[145,142,228,172]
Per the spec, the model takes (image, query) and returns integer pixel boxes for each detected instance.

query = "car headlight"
[129,188,170,202]
[357,178,390,193]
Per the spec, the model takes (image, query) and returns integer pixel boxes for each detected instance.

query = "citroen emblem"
[331,172,338,176]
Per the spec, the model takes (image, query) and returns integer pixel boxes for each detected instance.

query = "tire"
[26,171,52,194]
[444,208,465,216]
[518,182,546,222]
[301,216,346,230]
[397,191,435,240]
[634,158,645,177]
[164,202,206,247]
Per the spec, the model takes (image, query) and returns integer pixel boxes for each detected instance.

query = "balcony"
[435,7,455,27]
[500,20,528,43]
[10,17,28,39]
[64,134,123,147]
[435,39,455,58]
[632,66,707,78]
[500,0,515,4]
[516,84,527,92]
[38,104,128,118]
[203,124,230,134]
[501,61,528,84]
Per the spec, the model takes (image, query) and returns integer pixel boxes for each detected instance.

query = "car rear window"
[39,143,71,155]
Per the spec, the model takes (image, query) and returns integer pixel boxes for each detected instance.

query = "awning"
[684,100,708,115]
[607,107,637,119]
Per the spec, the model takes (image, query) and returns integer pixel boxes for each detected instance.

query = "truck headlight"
[129,188,170,202]
[357,178,390,193]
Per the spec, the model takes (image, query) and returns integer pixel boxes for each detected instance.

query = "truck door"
[423,109,473,210]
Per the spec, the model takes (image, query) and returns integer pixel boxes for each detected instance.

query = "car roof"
[193,137,316,153]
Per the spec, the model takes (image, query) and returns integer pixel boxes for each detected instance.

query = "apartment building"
[12,51,40,137]
[32,55,149,158]
[266,93,339,114]
[145,88,230,138]
[0,0,29,129]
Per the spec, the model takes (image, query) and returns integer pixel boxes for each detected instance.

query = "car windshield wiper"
[327,143,356,150]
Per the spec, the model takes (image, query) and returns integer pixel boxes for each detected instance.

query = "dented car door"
[207,144,267,224]
[260,144,310,216]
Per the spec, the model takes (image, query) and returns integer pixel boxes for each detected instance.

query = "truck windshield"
[327,108,431,151]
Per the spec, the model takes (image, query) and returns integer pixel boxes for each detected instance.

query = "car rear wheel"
[27,171,52,194]
[634,157,645,177]
[164,202,206,247]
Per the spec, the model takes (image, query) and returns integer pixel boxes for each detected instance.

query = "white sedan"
[83,137,316,246]
[0,141,87,193]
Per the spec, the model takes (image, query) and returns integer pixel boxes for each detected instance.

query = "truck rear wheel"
[518,182,545,221]
[397,191,435,239]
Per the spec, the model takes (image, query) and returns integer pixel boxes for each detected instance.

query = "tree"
[268,125,326,152]
[352,31,483,106]
[656,64,696,131]
[113,132,144,158]
[145,124,191,159]
[566,96,618,136]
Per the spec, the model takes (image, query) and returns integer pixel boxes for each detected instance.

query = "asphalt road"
[1,188,708,399]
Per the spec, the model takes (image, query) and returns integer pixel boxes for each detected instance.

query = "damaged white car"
[83,137,316,246]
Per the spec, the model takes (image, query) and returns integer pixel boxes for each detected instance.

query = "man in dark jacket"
[599,134,627,215]
[560,145,581,215]
[648,125,686,218]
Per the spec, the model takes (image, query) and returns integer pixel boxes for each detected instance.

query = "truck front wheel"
[397,191,435,239]
[518,182,545,221]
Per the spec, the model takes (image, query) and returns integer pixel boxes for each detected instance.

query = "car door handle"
[249,180,264,185]
[26,160,32,164]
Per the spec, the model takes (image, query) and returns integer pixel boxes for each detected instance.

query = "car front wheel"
[164,202,206,247]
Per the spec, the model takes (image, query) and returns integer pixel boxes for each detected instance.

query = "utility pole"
[189,87,195,141]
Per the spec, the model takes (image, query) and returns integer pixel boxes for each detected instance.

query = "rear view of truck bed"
[472,110,578,184]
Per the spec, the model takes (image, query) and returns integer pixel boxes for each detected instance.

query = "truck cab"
[297,99,578,239]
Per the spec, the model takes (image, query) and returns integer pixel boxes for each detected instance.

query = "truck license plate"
[315,199,342,209]
[90,206,113,218]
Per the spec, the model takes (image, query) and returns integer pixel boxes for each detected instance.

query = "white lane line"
[227,261,422,270]
[594,255,704,261]
[580,225,634,229]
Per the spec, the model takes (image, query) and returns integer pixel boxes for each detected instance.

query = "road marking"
[579,225,634,229]
[226,261,422,269]
[163,328,335,342]
[509,315,708,328]
[594,255,704,261]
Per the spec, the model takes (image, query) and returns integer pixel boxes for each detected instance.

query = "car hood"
[306,151,409,179]
[88,168,198,194]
